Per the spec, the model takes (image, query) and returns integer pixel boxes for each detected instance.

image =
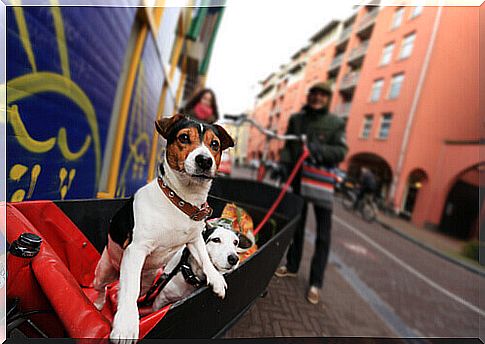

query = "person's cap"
[309,82,332,96]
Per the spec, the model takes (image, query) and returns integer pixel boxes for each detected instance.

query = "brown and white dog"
[92,114,234,343]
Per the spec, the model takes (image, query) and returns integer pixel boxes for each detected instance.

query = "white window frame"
[410,5,423,19]
[377,113,393,139]
[380,42,395,66]
[391,7,405,30]
[399,32,416,60]
[369,79,384,102]
[388,73,405,99]
[361,115,374,139]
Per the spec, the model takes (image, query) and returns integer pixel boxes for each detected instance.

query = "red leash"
[253,146,310,236]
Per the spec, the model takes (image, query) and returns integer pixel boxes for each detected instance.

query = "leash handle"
[253,145,310,236]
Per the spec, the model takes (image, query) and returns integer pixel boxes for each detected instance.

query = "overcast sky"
[206,0,356,117]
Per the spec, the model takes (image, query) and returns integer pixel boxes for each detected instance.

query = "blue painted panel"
[6,6,136,201]
[116,34,165,197]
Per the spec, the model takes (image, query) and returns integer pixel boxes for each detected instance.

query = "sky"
[206,0,356,118]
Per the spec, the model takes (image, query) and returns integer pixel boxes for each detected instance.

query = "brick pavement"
[224,223,396,338]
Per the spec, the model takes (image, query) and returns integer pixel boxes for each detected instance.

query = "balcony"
[357,9,378,37]
[347,40,369,67]
[328,53,345,74]
[336,25,353,47]
[335,102,352,118]
[269,106,282,118]
[339,71,360,92]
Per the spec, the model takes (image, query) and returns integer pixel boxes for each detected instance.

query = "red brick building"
[247,4,483,240]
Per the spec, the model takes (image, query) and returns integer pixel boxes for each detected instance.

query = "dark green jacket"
[280,106,348,167]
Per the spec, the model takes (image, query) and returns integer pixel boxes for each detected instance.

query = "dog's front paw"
[110,307,139,344]
[206,269,227,299]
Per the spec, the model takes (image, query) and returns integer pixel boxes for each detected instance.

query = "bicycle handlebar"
[224,113,305,143]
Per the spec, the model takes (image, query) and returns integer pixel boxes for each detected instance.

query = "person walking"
[180,88,219,124]
[274,82,348,304]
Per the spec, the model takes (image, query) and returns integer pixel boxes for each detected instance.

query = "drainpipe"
[388,4,443,213]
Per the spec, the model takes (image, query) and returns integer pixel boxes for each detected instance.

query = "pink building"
[247,5,483,240]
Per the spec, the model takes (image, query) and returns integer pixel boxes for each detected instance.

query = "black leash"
[138,248,191,306]
[138,228,215,306]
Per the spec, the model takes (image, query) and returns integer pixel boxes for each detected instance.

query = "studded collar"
[157,177,213,221]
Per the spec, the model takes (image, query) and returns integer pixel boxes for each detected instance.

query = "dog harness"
[157,177,213,221]
[180,248,203,287]
[138,247,203,306]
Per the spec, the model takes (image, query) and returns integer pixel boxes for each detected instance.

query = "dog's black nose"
[228,254,239,266]
[195,154,213,170]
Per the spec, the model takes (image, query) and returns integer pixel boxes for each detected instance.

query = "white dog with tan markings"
[92,114,234,343]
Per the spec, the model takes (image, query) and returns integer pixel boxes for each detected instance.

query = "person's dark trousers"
[285,170,333,288]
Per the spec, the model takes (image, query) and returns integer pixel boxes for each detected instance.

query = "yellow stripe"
[153,0,166,29]
[147,82,169,181]
[168,17,185,82]
[50,1,71,79]
[101,23,149,198]
[12,4,37,73]
[175,58,188,105]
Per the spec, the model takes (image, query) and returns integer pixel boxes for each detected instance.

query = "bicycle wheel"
[342,191,355,210]
[361,202,377,222]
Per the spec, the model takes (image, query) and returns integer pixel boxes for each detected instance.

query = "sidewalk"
[224,219,396,338]
[376,211,484,275]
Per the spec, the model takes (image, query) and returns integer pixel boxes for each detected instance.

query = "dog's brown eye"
[212,237,221,243]
[233,240,238,246]
[210,140,220,151]
[178,134,190,144]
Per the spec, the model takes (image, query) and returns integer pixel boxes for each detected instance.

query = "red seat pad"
[6,201,172,339]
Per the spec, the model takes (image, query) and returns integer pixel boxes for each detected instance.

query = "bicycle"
[341,186,378,223]
[225,114,305,183]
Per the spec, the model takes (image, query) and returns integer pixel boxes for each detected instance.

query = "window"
[388,73,405,99]
[391,7,405,29]
[399,33,416,59]
[378,113,393,139]
[380,43,394,66]
[410,6,423,19]
[370,79,384,102]
[361,115,374,139]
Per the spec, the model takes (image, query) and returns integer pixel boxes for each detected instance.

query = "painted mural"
[7,6,136,201]
[6,3,225,201]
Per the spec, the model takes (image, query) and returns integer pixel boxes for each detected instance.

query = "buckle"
[190,207,213,221]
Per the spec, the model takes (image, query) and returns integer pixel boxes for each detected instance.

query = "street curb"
[377,218,485,277]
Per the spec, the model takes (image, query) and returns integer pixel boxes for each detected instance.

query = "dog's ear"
[213,124,235,151]
[155,114,186,139]
[237,232,253,250]
[203,226,216,243]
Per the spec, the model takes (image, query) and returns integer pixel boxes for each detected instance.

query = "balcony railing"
[348,40,369,63]
[337,25,353,44]
[339,71,360,90]
[358,9,378,31]
[328,53,345,71]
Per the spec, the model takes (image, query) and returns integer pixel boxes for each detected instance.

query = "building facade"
[247,4,483,239]
[6,2,225,201]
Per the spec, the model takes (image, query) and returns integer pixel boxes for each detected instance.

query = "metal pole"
[388,4,443,212]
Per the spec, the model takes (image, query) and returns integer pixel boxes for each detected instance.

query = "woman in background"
[180,88,219,124]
